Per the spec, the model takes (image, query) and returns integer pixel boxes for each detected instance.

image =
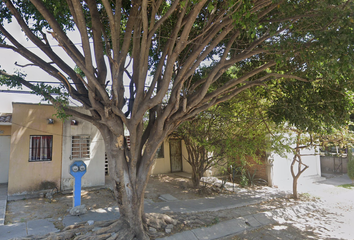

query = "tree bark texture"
[99,123,168,239]
[290,132,309,200]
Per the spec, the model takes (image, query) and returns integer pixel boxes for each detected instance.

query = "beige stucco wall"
[61,112,105,191]
[150,138,191,175]
[181,140,192,173]
[151,139,171,174]
[0,125,11,136]
[8,103,63,195]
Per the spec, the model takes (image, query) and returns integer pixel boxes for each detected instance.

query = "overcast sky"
[0,17,151,114]
[0,19,87,113]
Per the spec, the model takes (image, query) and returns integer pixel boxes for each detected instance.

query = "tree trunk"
[100,125,162,239]
[266,161,274,187]
[191,166,201,188]
[112,179,147,239]
[292,175,299,199]
[291,153,309,200]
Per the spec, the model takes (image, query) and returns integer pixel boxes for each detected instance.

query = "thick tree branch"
[86,0,108,85]
[4,0,88,95]
[30,0,85,65]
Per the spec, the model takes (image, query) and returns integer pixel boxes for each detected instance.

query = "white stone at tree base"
[69,205,87,216]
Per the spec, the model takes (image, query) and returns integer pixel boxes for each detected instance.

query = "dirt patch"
[145,174,231,202]
[6,174,331,239]
[5,188,116,225]
[5,174,229,226]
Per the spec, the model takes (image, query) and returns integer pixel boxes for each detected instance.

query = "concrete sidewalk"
[0,183,7,226]
[157,211,276,240]
[0,188,283,240]
[1,174,351,240]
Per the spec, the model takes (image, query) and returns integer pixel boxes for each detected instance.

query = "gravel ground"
[228,174,354,240]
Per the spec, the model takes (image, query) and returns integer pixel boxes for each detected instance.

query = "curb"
[157,211,277,240]
[0,199,6,226]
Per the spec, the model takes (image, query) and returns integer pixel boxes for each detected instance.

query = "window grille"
[155,144,164,158]
[29,135,53,162]
[72,135,90,159]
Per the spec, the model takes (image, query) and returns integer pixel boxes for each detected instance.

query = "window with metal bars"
[29,135,53,162]
[71,135,90,159]
[155,144,164,158]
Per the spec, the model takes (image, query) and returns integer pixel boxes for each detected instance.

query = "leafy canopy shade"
[1,0,354,239]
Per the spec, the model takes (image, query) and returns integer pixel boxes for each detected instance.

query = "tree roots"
[19,219,135,240]
[16,213,179,240]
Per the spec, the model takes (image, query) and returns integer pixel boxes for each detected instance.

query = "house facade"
[61,110,106,191]
[7,103,63,195]
[1,102,324,194]
[1,103,191,196]
[151,138,192,175]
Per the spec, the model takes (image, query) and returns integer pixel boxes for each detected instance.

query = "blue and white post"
[69,161,87,207]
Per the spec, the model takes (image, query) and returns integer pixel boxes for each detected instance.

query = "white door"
[0,136,11,183]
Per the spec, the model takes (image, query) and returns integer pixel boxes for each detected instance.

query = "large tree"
[1,0,354,238]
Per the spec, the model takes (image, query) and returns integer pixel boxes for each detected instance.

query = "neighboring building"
[1,103,191,196]
[3,102,322,195]
[271,146,321,187]
[245,143,321,187]
[0,113,11,184]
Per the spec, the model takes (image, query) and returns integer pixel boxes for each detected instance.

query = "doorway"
[169,139,182,172]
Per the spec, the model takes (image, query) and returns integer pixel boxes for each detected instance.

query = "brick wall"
[244,154,268,181]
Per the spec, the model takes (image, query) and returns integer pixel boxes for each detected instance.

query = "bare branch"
[14,61,54,68]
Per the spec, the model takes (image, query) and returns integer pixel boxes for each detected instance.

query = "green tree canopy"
[175,89,278,187]
[1,0,354,238]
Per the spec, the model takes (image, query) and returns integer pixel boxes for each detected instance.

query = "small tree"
[176,90,276,187]
[267,78,354,199]
[272,125,354,199]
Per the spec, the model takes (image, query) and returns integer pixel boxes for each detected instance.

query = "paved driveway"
[280,174,354,240]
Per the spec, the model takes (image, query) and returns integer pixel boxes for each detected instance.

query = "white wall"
[150,139,171,175]
[272,146,321,188]
[0,136,11,183]
[61,114,105,190]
